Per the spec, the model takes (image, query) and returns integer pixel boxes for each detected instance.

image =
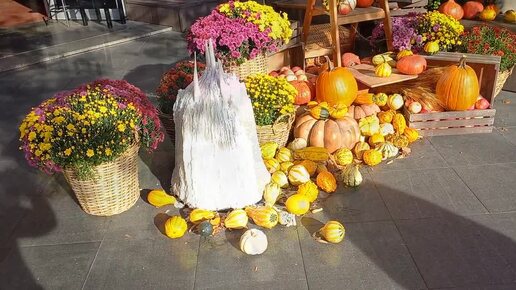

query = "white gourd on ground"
[172,40,270,210]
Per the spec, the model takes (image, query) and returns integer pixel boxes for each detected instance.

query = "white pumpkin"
[341,164,362,187]
[388,94,404,110]
[240,229,268,255]
[375,142,399,160]
[379,123,395,136]
[271,171,289,188]
[263,182,282,206]
[288,138,308,151]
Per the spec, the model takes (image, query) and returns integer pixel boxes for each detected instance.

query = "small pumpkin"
[368,133,385,147]
[378,110,395,123]
[424,41,439,54]
[396,55,427,75]
[392,113,407,134]
[387,94,404,110]
[439,0,464,20]
[347,104,381,120]
[285,193,311,215]
[271,171,289,188]
[334,147,354,166]
[357,0,374,8]
[310,103,330,120]
[165,216,188,239]
[363,149,382,166]
[372,53,396,66]
[298,181,319,202]
[198,221,213,237]
[479,5,497,21]
[375,63,392,77]
[316,171,337,193]
[408,101,422,114]
[353,141,370,160]
[240,229,268,255]
[288,138,307,151]
[341,164,362,187]
[505,10,516,23]
[263,182,282,206]
[329,104,349,119]
[298,159,318,176]
[397,50,413,60]
[147,189,176,207]
[373,93,388,106]
[386,134,409,148]
[359,115,380,137]
[463,1,484,19]
[316,163,329,174]
[375,142,399,160]
[354,93,374,105]
[264,158,280,173]
[276,147,293,162]
[436,56,479,111]
[280,161,294,173]
[224,209,248,229]
[316,56,358,107]
[288,164,311,186]
[190,209,216,224]
[342,52,361,67]
[404,127,420,143]
[379,123,395,136]
[291,80,312,105]
[245,206,279,229]
[319,221,345,243]
[260,142,278,160]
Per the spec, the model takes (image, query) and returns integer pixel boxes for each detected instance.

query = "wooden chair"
[275,0,393,67]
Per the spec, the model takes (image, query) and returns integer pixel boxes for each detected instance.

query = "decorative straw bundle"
[371,67,446,94]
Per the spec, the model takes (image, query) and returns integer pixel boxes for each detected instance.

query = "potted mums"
[19,79,163,216]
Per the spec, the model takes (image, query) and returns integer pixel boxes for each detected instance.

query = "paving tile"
[429,131,516,166]
[194,226,308,289]
[371,168,487,220]
[494,91,516,128]
[298,219,425,290]
[454,163,516,213]
[433,284,516,290]
[316,172,391,223]
[0,242,100,289]
[498,127,516,146]
[396,212,516,289]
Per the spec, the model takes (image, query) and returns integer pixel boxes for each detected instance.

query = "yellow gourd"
[288,164,311,185]
[264,158,280,173]
[372,93,388,106]
[404,127,419,143]
[375,63,392,77]
[271,171,289,188]
[368,133,385,147]
[363,149,382,166]
[378,110,395,124]
[397,50,413,60]
[297,181,319,202]
[479,6,497,21]
[392,113,407,134]
[224,209,248,229]
[285,194,311,215]
[263,182,282,206]
[288,138,307,151]
[293,147,330,162]
[275,147,293,162]
[329,104,349,119]
[387,94,404,110]
[189,209,216,224]
[260,142,278,160]
[245,206,279,229]
[319,220,345,243]
[359,115,380,136]
[147,189,176,207]
[165,216,188,239]
[280,161,294,173]
[424,41,439,54]
[372,53,396,66]
[298,159,318,176]
[353,141,370,160]
[334,147,354,166]
[316,163,328,174]
[386,134,410,148]
[310,104,330,120]
[316,171,337,193]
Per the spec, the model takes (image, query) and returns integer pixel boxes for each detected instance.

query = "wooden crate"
[403,52,501,136]
[266,21,305,71]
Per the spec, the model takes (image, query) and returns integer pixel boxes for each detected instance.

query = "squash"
[386,134,409,148]
[357,0,373,8]
[342,52,361,67]
[439,0,464,20]
[294,113,360,153]
[316,56,358,107]
[396,55,427,75]
[316,171,337,193]
[479,5,497,21]
[288,164,311,185]
[387,94,404,110]
[334,147,354,166]
[263,182,282,206]
[424,41,439,54]
[224,209,248,229]
[358,115,380,137]
[463,1,484,19]
[165,216,188,239]
[363,149,382,166]
[210,216,221,227]
[373,93,388,106]
[190,209,216,224]
[276,147,293,162]
[310,103,330,120]
[408,101,422,114]
[271,171,289,188]
[353,141,370,160]
[392,113,407,134]
[329,104,349,119]
[264,158,280,173]
[298,181,319,202]
[288,138,307,151]
[375,142,399,160]
[404,127,420,143]
[148,189,176,207]
[368,133,385,147]
[372,53,396,67]
[379,123,395,136]
[316,163,328,174]
[375,63,392,77]
[347,104,381,120]
[260,142,278,160]
[198,221,213,237]
[285,194,311,215]
[293,146,330,162]
[298,159,318,176]
[505,10,516,23]
[240,229,268,255]
[397,50,413,60]
[290,80,312,105]
[319,221,345,243]
[341,164,362,187]
[354,93,374,105]
[436,56,479,111]
[245,206,279,229]
[280,161,294,173]
[378,110,395,124]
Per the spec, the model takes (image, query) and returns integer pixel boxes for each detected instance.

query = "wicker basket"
[63,144,140,216]
[256,114,296,147]
[495,66,514,97]
[305,23,353,59]
[225,53,267,80]
[158,108,175,143]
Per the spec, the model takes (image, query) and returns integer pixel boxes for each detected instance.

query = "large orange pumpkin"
[294,114,360,153]
[316,58,358,107]
[436,56,479,111]
[396,55,427,75]
[290,81,312,105]
[439,0,464,20]
[462,1,484,19]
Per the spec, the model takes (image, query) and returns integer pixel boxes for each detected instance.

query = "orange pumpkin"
[357,0,374,8]
[342,53,361,67]
[294,114,360,153]
[462,1,484,19]
[316,58,358,107]
[290,80,312,105]
[439,0,464,20]
[436,56,479,111]
[396,55,427,75]
[346,104,381,120]
[316,171,337,193]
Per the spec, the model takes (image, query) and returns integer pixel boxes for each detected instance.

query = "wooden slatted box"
[403,52,501,136]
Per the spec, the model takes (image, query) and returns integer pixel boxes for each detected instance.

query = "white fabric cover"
[171,40,270,210]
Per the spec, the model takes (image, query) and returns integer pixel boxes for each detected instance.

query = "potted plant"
[19,79,164,216]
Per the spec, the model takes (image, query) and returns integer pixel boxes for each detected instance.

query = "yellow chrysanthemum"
[86,149,94,157]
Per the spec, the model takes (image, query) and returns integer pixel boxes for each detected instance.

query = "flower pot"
[225,53,267,80]
[63,144,140,216]
[495,66,514,97]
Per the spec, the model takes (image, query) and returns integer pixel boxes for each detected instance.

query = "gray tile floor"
[1,25,516,290]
